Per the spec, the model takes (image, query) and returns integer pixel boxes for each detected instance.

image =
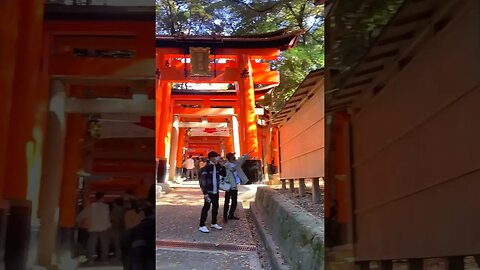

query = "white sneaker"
[211,224,223,230]
[199,226,210,233]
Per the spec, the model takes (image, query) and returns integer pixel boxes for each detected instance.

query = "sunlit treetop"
[156,0,324,112]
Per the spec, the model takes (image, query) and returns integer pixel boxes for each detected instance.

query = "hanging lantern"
[87,119,102,138]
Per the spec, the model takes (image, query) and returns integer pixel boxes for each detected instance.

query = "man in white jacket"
[183,155,196,180]
[223,151,251,222]
[77,192,111,263]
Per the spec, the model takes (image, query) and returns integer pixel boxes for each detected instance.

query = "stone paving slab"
[157,187,255,246]
[77,267,123,270]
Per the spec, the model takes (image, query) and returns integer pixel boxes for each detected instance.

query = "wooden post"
[312,177,322,204]
[409,259,423,270]
[59,114,86,229]
[175,128,186,174]
[281,179,287,191]
[168,116,179,181]
[298,178,306,197]
[289,179,295,193]
[475,256,480,268]
[357,261,370,270]
[0,1,20,200]
[448,256,464,270]
[380,260,393,270]
[156,81,170,160]
[37,80,67,267]
[272,127,280,173]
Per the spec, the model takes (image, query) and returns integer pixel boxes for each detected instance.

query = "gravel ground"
[275,187,324,220]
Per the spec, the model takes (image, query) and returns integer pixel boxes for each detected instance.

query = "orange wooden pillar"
[237,55,259,159]
[256,125,264,162]
[0,1,20,199]
[37,80,67,267]
[162,83,173,160]
[272,126,280,172]
[262,125,272,180]
[168,116,179,180]
[231,115,241,155]
[176,128,187,172]
[266,127,273,166]
[3,0,47,201]
[59,114,86,229]
[225,133,234,154]
[156,81,171,160]
[155,57,165,161]
[165,102,174,162]
[234,106,245,154]
[2,5,49,267]
[156,81,171,182]
[333,112,350,225]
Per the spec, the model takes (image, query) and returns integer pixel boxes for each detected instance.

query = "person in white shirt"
[223,151,251,222]
[77,192,111,263]
[183,155,196,180]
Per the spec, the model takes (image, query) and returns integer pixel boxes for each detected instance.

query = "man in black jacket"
[199,151,226,233]
[121,185,156,270]
[122,201,155,270]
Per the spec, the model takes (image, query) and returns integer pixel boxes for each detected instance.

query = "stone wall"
[252,187,324,270]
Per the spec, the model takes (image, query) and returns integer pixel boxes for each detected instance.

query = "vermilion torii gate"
[155,30,303,182]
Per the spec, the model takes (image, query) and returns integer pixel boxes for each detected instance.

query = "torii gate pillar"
[237,55,260,159]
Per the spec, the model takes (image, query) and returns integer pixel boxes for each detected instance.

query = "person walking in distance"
[183,155,196,180]
[194,157,200,180]
[223,151,251,222]
[110,197,125,262]
[76,192,111,264]
[198,151,226,233]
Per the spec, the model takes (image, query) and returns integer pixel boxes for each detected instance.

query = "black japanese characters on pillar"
[240,68,249,79]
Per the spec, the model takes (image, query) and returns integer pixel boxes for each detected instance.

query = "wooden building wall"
[279,86,325,179]
[352,0,480,260]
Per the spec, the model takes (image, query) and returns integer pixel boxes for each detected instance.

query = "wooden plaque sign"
[190,47,211,77]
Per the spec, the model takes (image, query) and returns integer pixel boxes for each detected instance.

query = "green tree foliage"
[328,0,404,80]
[156,0,324,112]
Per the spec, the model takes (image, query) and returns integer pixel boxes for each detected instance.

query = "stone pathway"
[156,185,263,270]
[76,267,122,270]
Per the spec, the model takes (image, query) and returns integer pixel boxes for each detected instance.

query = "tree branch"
[307,14,323,33]
[230,0,281,13]
[165,0,177,35]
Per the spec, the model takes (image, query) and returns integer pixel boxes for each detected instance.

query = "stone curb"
[255,187,324,270]
[250,202,291,270]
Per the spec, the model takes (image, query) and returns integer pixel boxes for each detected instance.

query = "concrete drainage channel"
[249,204,291,270]
[156,240,257,253]
[156,239,263,270]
